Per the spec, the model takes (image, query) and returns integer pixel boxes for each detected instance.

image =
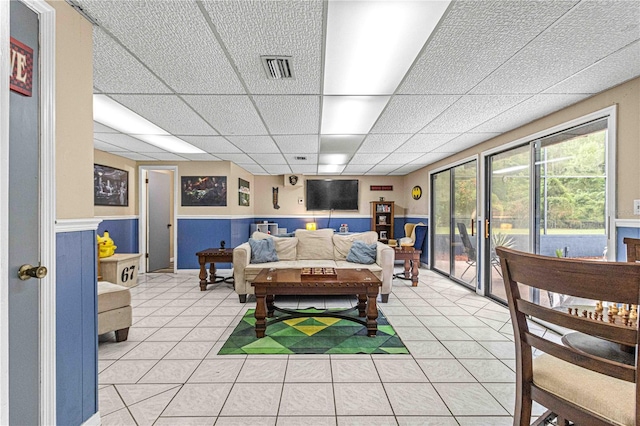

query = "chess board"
[300,267,337,278]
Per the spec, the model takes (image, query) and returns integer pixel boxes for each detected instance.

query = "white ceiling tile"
[472,94,587,133]
[183,95,268,135]
[434,133,500,153]
[93,28,172,94]
[290,165,318,174]
[114,152,158,161]
[378,152,416,165]
[179,136,242,154]
[272,135,319,153]
[366,164,399,174]
[262,165,292,174]
[545,41,640,94]
[253,96,320,134]
[285,154,318,164]
[420,95,530,133]
[200,0,323,95]
[343,164,374,174]
[78,0,244,94]
[396,134,459,153]
[94,133,167,152]
[239,164,268,174]
[399,1,577,95]
[471,1,640,95]
[227,136,280,153]
[111,95,218,135]
[349,153,388,165]
[248,153,286,165]
[94,139,125,152]
[215,153,256,164]
[358,134,412,153]
[94,121,118,133]
[411,152,453,165]
[371,95,460,134]
[145,152,190,161]
[391,164,425,175]
[178,153,221,161]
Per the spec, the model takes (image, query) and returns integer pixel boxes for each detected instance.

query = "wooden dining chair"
[496,247,640,426]
[624,237,640,263]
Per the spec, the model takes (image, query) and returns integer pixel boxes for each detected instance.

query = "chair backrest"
[404,223,416,240]
[413,224,427,251]
[624,237,640,262]
[457,223,476,258]
[497,247,640,423]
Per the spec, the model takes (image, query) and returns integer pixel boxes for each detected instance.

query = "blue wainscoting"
[97,218,138,253]
[178,218,233,269]
[56,230,97,425]
[617,226,640,261]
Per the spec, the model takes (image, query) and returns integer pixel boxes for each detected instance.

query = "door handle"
[485,219,490,239]
[18,264,48,281]
[167,224,172,228]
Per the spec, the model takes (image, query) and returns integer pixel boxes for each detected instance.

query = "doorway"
[139,166,177,274]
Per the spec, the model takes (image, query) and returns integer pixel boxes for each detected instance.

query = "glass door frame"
[478,106,617,301]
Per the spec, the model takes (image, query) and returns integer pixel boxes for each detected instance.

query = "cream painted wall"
[50,0,93,220]
[94,150,137,217]
[403,77,640,219]
[253,175,406,217]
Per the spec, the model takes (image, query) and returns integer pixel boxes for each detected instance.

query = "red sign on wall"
[370,185,393,191]
[10,37,33,97]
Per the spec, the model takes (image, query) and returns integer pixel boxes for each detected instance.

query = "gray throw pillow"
[249,237,279,264]
[346,240,377,264]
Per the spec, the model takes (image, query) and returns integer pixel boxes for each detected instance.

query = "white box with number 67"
[100,253,142,288]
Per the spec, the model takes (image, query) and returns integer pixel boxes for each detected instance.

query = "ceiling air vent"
[261,56,294,80]
[294,156,307,161]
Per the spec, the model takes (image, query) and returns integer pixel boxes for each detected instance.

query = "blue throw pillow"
[249,237,279,264]
[346,240,377,264]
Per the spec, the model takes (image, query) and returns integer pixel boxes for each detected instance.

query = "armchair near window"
[393,223,427,280]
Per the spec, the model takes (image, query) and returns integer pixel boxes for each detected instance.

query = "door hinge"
[145,253,149,258]
[145,178,149,184]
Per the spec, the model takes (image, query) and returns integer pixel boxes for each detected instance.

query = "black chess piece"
[220,240,226,249]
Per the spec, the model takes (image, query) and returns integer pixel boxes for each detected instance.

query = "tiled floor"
[98,267,557,425]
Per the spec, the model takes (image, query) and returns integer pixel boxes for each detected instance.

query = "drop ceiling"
[79,0,640,175]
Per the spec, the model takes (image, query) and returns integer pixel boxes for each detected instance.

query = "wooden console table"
[196,248,234,291]
[393,247,421,286]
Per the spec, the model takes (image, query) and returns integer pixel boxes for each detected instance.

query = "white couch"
[232,229,395,303]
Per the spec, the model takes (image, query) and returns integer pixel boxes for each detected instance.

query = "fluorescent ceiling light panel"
[318,164,345,174]
[321,96,389,134]
[320,135,365,153]
[93,94,205,154]
[324,0,451,96]
[319,153,351,165]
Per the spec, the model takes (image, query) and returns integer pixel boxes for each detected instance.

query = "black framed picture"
[181,176,227,206]
[239,178,250,206]
[94,164,128,206]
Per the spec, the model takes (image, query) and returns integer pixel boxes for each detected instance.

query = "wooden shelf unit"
[370,201,394,242]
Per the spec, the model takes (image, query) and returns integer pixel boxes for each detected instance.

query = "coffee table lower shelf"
[251,268,382,338]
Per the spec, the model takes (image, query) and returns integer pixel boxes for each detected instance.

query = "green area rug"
[218,308,409,355]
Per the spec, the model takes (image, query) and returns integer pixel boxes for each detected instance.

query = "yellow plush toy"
[97,231,117,258]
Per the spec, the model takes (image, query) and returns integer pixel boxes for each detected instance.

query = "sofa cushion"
[249,238,279,263]
[333,231,378,261]
[251,231,298,261]
[346,240,377,264]
[97,281,131,314]
[295,228,335,260]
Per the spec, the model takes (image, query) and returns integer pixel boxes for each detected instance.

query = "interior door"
[147,170,171,272]
[8,2,41,423]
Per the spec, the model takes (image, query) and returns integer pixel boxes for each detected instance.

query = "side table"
[196,248,234,291]
[393,247,421,286]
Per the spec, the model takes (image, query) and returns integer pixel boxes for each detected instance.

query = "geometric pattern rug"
[218,308,409,355]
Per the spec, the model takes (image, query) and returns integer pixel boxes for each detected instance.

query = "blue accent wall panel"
[617,226,640,261]
[178,219,231,269]
[56,230,97,425]
[231,217,254,246]
[97,218,138,253]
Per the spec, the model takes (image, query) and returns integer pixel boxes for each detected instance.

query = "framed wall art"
[181,176,227,206]
[94,164,128,206]
[239,178,250,206]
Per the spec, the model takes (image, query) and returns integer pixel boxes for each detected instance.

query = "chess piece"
[629,305,638,320]
[619,304,628,317]
[567,308,573,315]
[610,304,618,315]
[582,310,588,318]
[595,301,603,312]
[588,312,593,320]
[220,240,226,249]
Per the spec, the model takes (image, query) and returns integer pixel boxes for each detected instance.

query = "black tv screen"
[306,179,359,211]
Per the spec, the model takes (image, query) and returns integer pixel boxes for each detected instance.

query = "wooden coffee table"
[251,268,382,338]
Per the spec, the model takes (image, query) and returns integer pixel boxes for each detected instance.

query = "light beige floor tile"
[236,358,287,382]
[146,327,193,341]
[98,385,125,416]
[384,382,450,415]
[393,326,437,341]
[434,383,509,416]
[278,383,334,416]
[114,384,180,406]
[459,359,515,382]
[403,340,453,359]
[164,299,197,308]
[407,306,441,316]
[128,387,180,426]
[428,326,473,341]
[184,327,225,342]
[379,306,413,316]
[220,383,283,416]
[126,327,159,341]
[163,383,233,417]
[216,417,276,426]
[133,316,176,328]
[139,359,200,384]
[210,306,247,316]
[460,327,510,341]
[284,359,332,382]
[121,342,177,360]
[478,341,515,359]
[447,316,488,327]
[336,417,397,426]
[132,307,159,316]
[99,360,157,384]
[149,306,187,316]
[455,416,514,425]
[334,383,393,416]
[154,416,215,425]
[181,306,215,316]
[198,315,238,328]
[98,341,139,360]
[417,359,477,383]
[164,341,216,360]
[276,416,335,426]
[100,407,137,426]
[441,341,495,359]
[396,416,458,425]
[165,316,205,327]
[383,315,424,327]
[417,316,456,327]
[331,358,380,382]
[373,358,428,382]
[98,360,116,374]
[188,359,245,383]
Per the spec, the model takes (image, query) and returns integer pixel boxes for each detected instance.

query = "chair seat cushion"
[97,281,131,314]
[533,353,634,426]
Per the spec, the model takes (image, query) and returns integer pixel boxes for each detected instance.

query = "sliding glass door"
[431,160,477,287]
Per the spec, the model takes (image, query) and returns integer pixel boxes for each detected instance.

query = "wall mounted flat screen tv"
[306,179,359,211]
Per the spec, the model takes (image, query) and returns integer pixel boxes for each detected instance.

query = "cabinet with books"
[370,201,394,243]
